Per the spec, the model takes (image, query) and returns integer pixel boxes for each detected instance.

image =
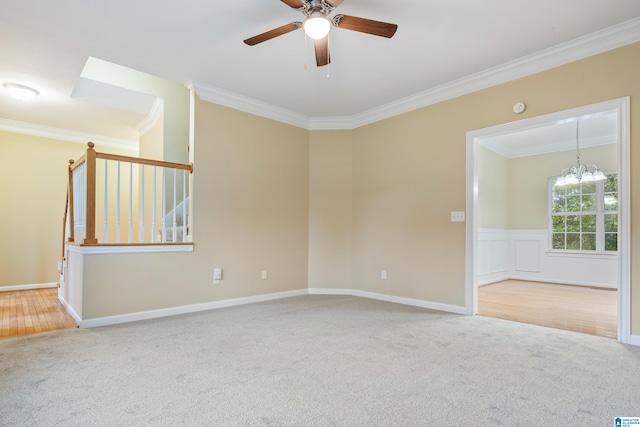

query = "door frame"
[465,97,631,344]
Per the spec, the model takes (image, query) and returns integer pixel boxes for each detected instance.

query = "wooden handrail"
[97,152,193,172]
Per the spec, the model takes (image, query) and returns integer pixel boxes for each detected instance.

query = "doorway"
[465,98,630,343]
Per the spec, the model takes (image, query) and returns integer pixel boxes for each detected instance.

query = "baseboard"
[352,290,467,314]
[58,295,83,325]
[628,334,640,346]
[80,289,308,328]
[308,288,467,314]
[308,288,353,295]
[478,276,509,286]
[509,275,617,289]
[0,283,58,292]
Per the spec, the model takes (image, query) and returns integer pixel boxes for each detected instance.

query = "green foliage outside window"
[550,174,618,253]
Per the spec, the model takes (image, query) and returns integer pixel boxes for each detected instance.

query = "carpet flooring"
[1,295,639,426]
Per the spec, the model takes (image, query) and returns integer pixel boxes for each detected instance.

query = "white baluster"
[116,161,121,243]
[161,168,167,242]
[103,159,108,243]
[128,162,133,243]
[139,164,145,242]
[172,168,177,242]
[182,169,187,242]
[152,167,157,242]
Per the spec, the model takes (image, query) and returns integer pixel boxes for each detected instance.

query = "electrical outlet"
[450,211,465,222]
[381,270,387,279]
[261,270,267,280]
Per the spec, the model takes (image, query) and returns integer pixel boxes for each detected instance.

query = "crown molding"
[135,97,164,136]
[189,17,640,130]
[350,17,640,128]
[0,118,138,151]
[187,81,310,129]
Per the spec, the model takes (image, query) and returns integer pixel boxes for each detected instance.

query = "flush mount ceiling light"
[3,83,40,101]
[554,120,606,186]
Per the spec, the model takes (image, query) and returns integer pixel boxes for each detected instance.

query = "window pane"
[552,233,565,250]
[581,194,596,211]
[566,184,581,196]
[605,233,618,252]
[581,215,596,232]
[604,214,618,233]
[582,234,596,251]
[566,233,580,250]
[581,181,596,194]
[567,195,581,212]
[604,193,618,211]
[552,216,565,232]
[605,174,618,192]
[566,215,580,232]
[552,194,566,213]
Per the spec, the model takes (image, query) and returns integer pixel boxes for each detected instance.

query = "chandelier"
[554,120,605,186]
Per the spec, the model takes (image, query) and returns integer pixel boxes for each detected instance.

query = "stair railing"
[65,142,193,246]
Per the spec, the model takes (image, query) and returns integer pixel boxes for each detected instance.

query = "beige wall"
[508,144,618,229]
[0,131,133,287]
[79,98,310,318]
[308,130,353,289]
[478,145,509,229]
[350,43,640,332]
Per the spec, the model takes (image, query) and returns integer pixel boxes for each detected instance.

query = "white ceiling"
[1,0,640,142]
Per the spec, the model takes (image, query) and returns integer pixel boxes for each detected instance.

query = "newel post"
[83,142,98,244]
[67,159,75,243]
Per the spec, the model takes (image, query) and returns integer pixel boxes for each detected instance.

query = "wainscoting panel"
[515,240,540,272]
[478,229,618,288]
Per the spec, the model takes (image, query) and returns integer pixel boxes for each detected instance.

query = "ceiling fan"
[243,0,398,67]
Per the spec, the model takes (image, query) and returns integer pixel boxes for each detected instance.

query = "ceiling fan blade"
[244,22,302,46]
[280,0,305,8]
[325,0,344,7]
[333,14,398,38]
[314,36,330,67]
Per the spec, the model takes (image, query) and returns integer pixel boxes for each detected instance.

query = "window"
[549,173,618,253]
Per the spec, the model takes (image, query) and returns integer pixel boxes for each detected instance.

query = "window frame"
[548,172,618,255]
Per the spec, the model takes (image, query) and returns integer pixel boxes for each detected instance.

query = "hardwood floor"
[0,287,77,339]
[478,280,617,339]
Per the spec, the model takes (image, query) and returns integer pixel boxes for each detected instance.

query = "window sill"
[545,250,618,260]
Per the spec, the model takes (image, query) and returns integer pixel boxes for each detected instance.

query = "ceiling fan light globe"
[304,16,331,39]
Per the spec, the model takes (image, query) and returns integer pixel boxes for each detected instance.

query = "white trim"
[187,81,310,129]
[58,295,82,325]
[80,289,308,328]
[467,97,632,344]
[191,19,639,130]
[629,335,640,347]
[135,97,164,136]
[507,276,617,290]
[308,288,353,295]
[351,290,467,315]
[0,118,138,151]
[65,244,193,255]
[309,288,466,314]
[0,283,58,292]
